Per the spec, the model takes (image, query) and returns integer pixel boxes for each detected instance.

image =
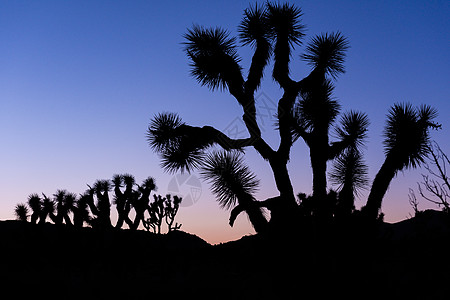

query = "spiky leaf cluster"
[293,79,340,139]
[184,25,243,91]
[383,103,439,170]
[147,112,185,153]
[302,32,349,79]
[147,112,214,173]
[238,3,271,47]
[335,110,370,148]
[14,203,29,221]
[201,151,259,210]
[141,176,157,192]
[330,147,369,197]
[93,180,111,193]
[266,2,305,46]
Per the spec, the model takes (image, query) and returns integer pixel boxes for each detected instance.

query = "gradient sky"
[1,0,449,244]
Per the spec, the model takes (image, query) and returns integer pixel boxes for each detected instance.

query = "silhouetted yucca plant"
[27,193,42,224]
[14,203,28,222]
[363,103,440,219]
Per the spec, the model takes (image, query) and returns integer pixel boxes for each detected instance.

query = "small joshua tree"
[27,193,42,224]
[165,194,182,232]
[132,177,157,230]
[40,193,55,224]
[93,179,112,228]
[146,194,166,234]
[14,203,29,222]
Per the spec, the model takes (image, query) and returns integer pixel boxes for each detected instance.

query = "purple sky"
[1,1,449,244]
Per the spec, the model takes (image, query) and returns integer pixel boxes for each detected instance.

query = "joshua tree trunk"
[335,184,354,220]
[229,195,268,233]
[364,158,397,220]
[309,132,330,219]
[267,156,299,227]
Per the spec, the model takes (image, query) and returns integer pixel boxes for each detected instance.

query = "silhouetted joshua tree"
[293,83,369,219]
[142,194,182,233]
[147,2,367,229]
[52,190,75,225]
[122,174,137,228]
[14,203,28,222]
[40,193,55,224]
[201,151,268,233]
[84,185,98,219]
[330,146,369,220]
[27,193,42,224]
[165,194,182,232]
[363,103,440,220]
[145,194,165,234]
[131,177,157,230]
[73,193,91,227]
[92,180,112,229]
[112,174,127,228]
[329,112,370,219]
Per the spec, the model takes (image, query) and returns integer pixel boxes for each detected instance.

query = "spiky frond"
[148,113,217,174]
[383,103,439,170]
[302,32,349,79]
[266,2,305,47]
[64,192,77,211]
[112,174,123,187]
[239,3,270,47]
[336,110,370,148]
[41,194,55,214]
[201,151,259,210]
[14,203,29,221]
[294,79,340,135]
[147,112,185,153]
[53,189,67,203]
[184,25,243,91]
[141,177,157,192]
[160,146,205,174]
[330,147,369,197]
[27,194,42,212]
[122,174,136,187]
[93,180,111,193]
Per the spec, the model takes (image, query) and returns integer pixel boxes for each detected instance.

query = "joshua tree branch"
[180,124,254,150]
[244,39,271,94]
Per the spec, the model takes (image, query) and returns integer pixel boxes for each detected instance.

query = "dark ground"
[1,210,450,299]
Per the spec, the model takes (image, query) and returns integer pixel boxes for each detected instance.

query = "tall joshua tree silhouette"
[147,2,367,229]
[363,103,440,220]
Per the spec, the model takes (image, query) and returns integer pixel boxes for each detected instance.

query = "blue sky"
[1,0,449,244]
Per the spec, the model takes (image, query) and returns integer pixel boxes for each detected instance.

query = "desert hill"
[1,210,450,299]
